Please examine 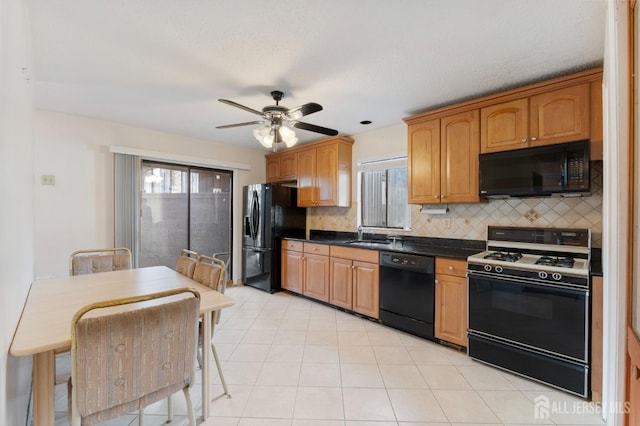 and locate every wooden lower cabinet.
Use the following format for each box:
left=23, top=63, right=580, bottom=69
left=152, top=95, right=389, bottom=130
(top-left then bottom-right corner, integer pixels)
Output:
left=435, top=258, right=468, bottom=347
left=352, top=261, right=379, bottom=319
left=281, top=241, right=380, bottom=320
left=304, top=253, right=330, bottom=302
left=329, top=246, right=379, bottom=319
left=281, top=249, right=304, bottom=294
left=329, top=257, right=353, bottom=310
